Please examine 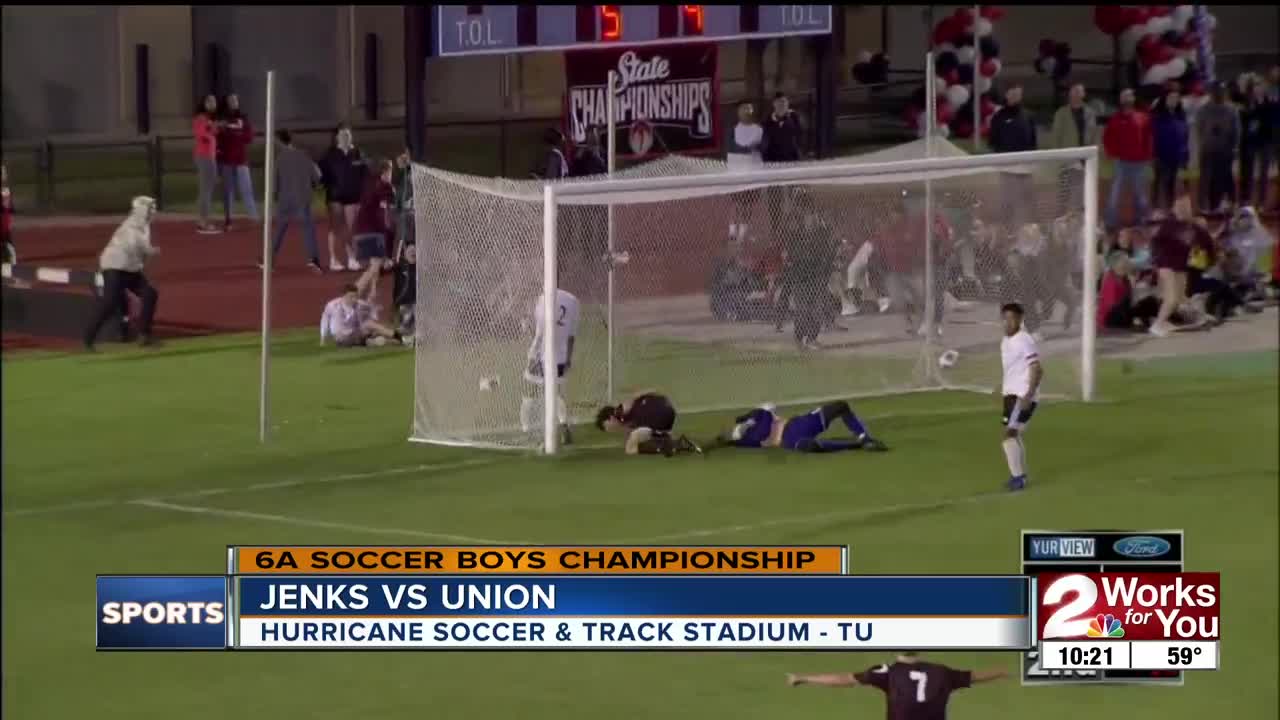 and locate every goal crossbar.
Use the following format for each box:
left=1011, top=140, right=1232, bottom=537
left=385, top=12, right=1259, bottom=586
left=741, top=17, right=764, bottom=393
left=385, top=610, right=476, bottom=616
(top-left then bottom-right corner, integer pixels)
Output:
left=548, top=147, right=1098, bottom=203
